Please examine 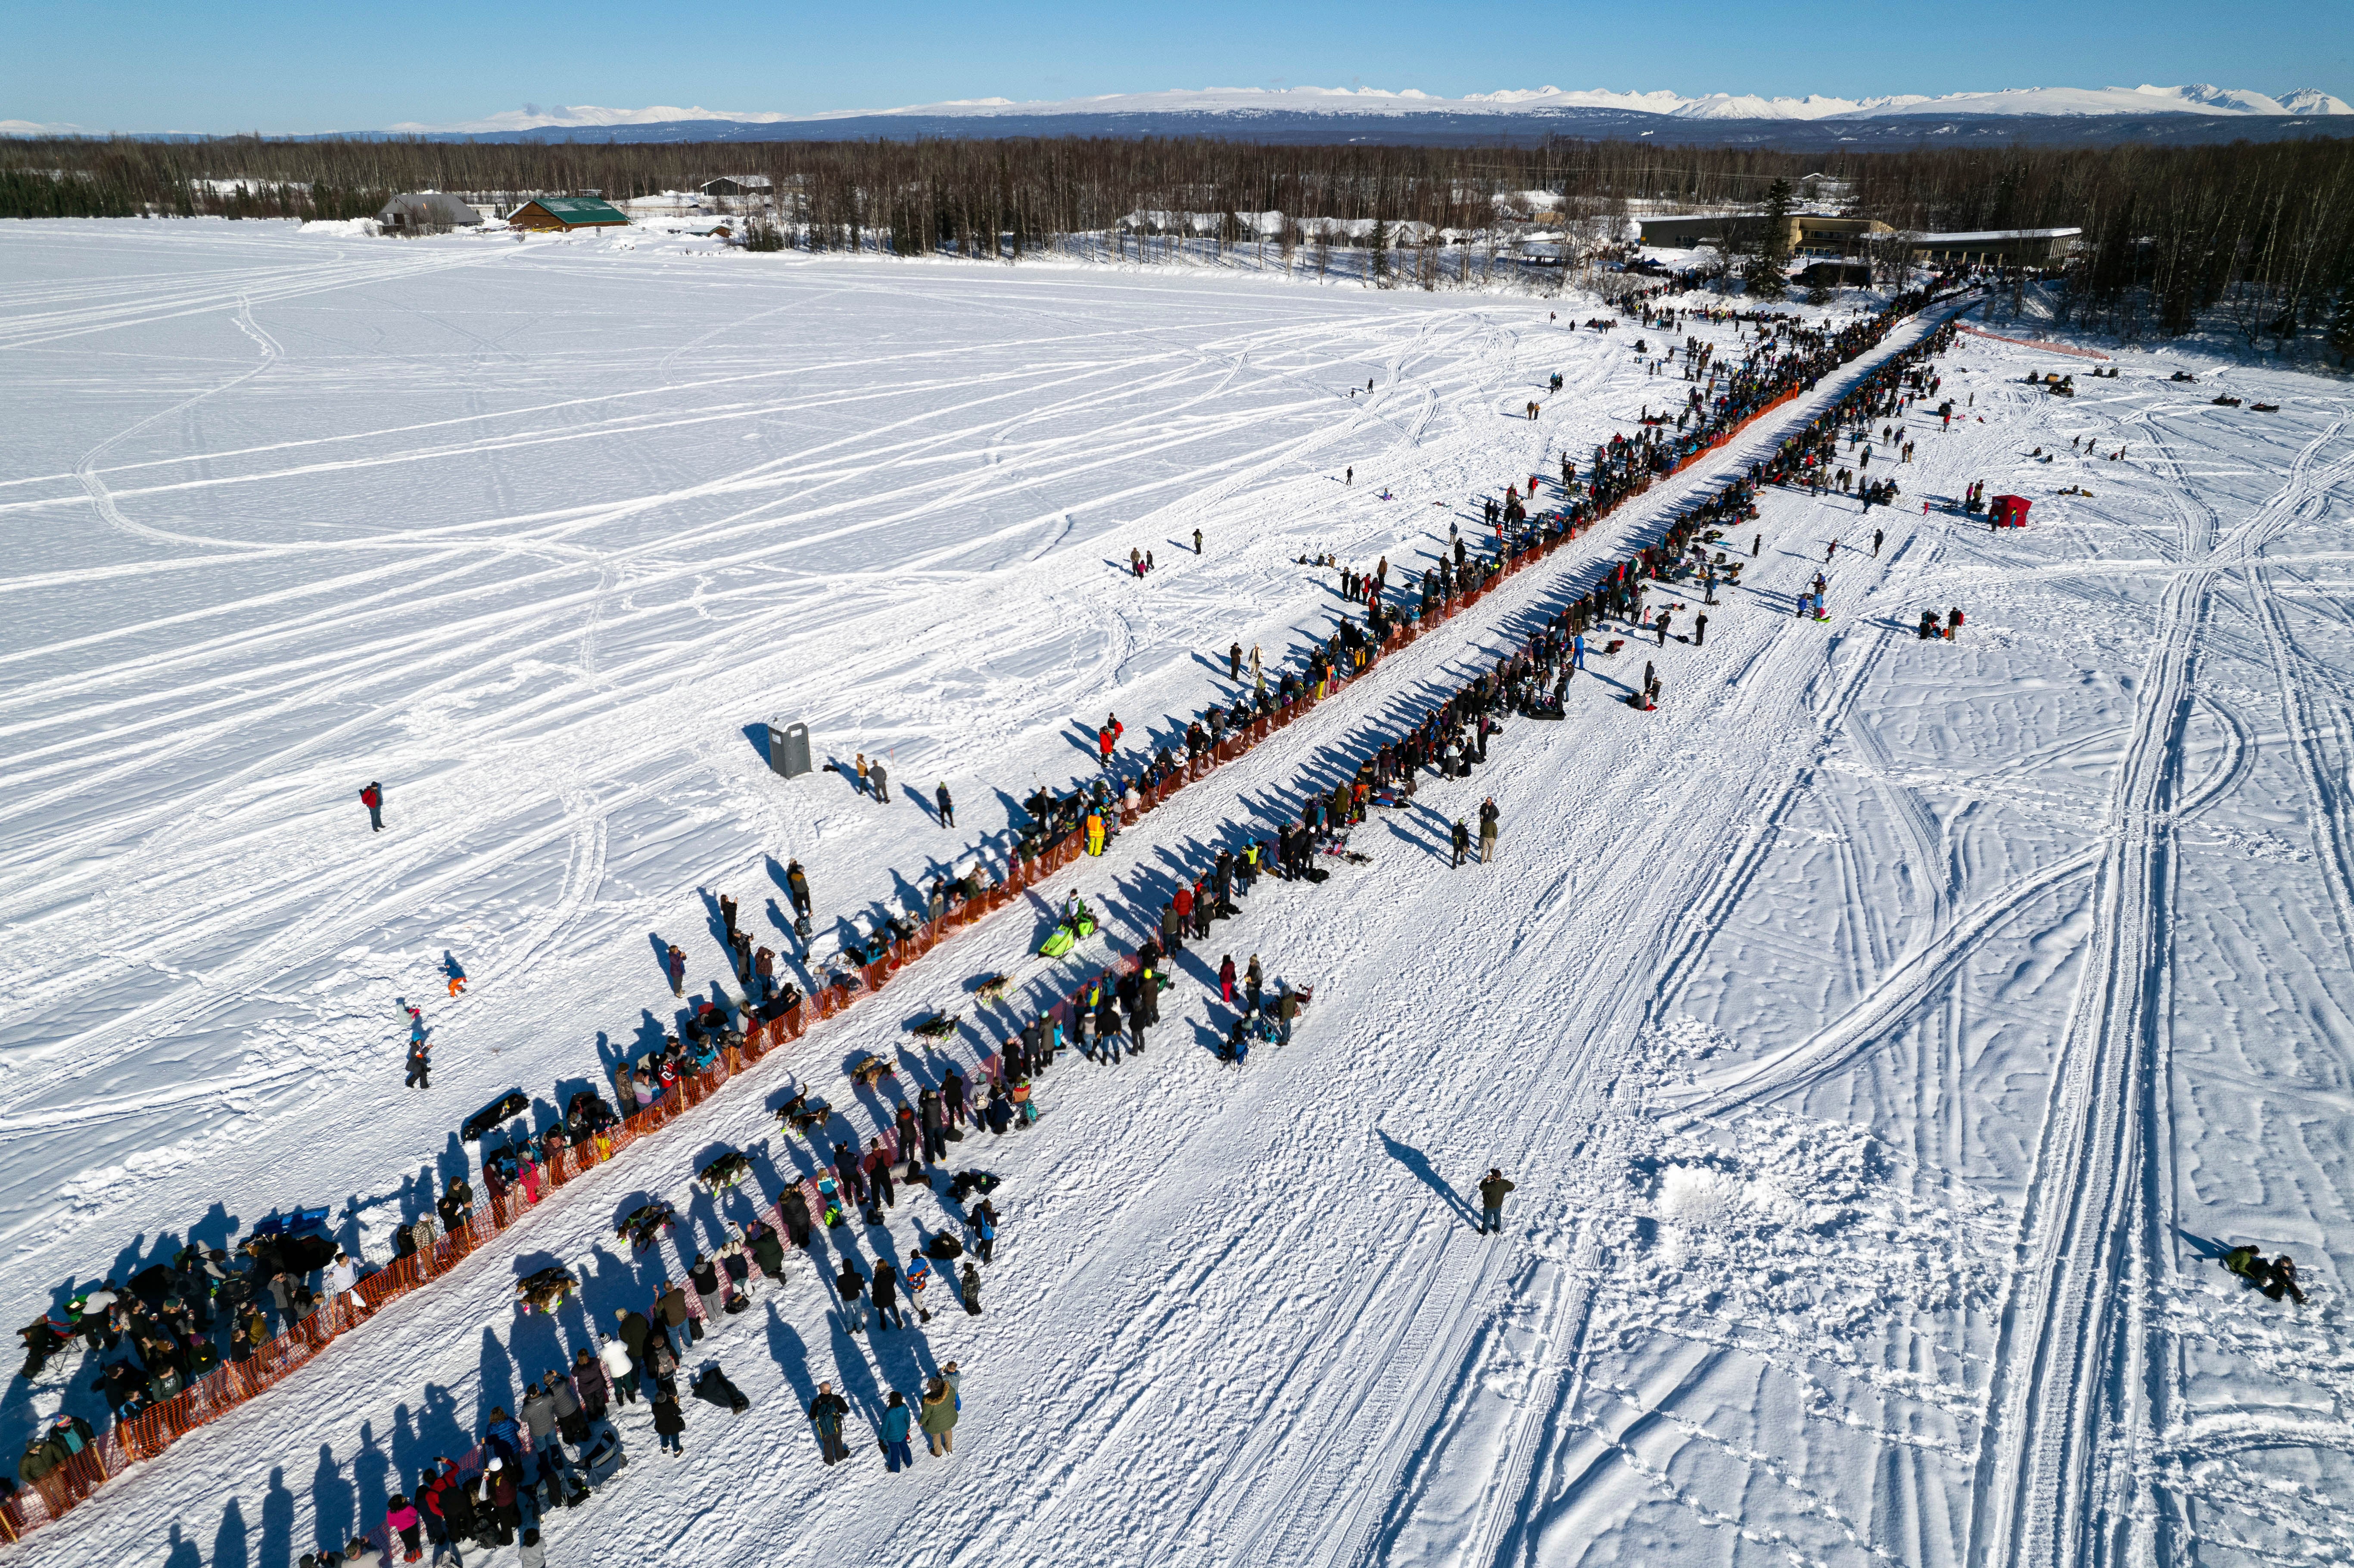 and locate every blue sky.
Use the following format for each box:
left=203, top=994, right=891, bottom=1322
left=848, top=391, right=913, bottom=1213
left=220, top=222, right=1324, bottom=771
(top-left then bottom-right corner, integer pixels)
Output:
left=5, top=0, right=2347, bottom=132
